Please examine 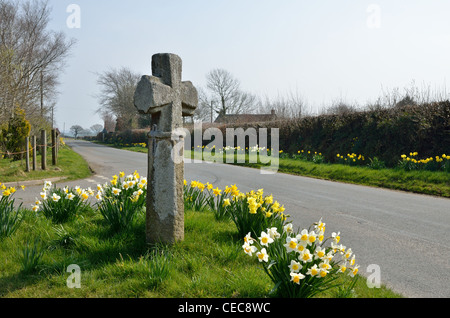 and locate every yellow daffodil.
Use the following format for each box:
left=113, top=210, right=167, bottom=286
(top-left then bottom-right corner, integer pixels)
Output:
left=223, top=198, right=231, bottom=207
left=213, top=187, right=221, bottom=196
